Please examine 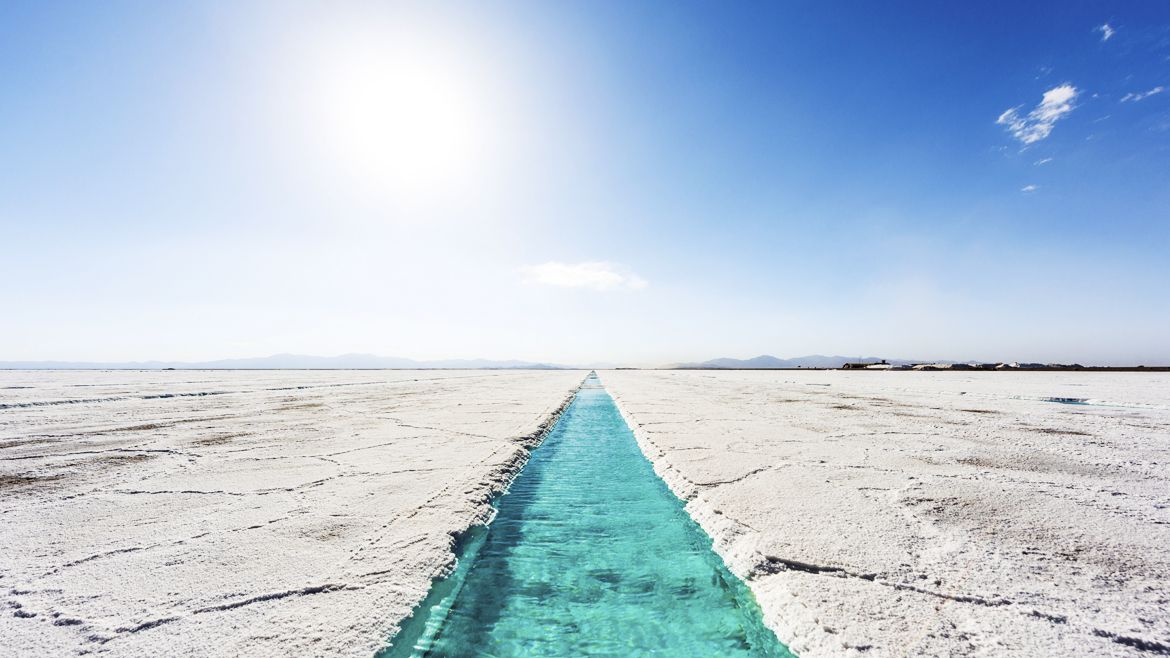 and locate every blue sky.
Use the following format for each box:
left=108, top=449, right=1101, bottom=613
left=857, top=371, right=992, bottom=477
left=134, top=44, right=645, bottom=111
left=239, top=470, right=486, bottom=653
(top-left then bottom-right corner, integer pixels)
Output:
left=2, top=1, right=1168, bottom=365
